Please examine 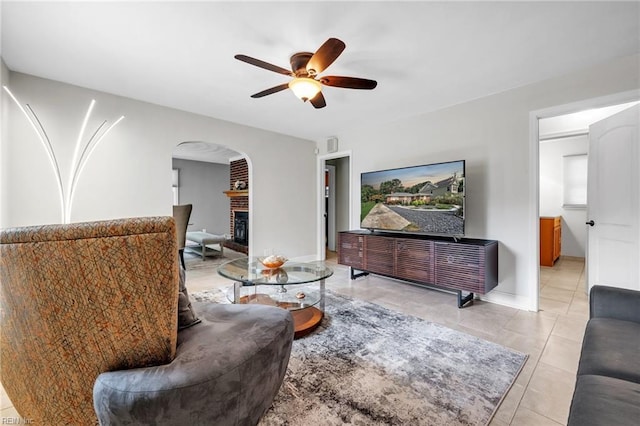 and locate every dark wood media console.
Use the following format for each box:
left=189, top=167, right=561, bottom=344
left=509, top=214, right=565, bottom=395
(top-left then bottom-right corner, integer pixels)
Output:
left=338, top=230, right=498, bottom=308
